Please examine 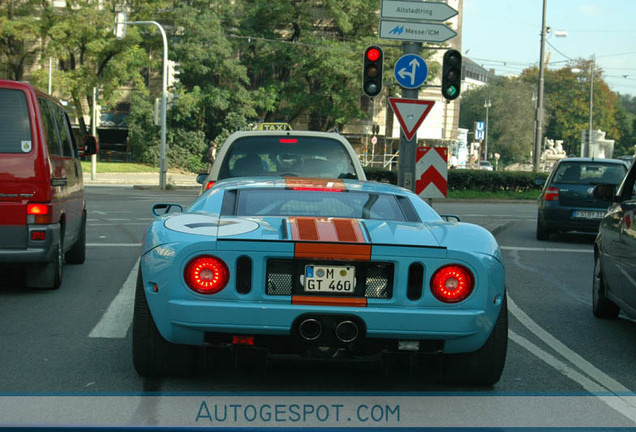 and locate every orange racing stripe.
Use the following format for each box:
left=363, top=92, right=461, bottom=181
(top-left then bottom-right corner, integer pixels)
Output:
left=284, top=178, right=347, bottom=190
